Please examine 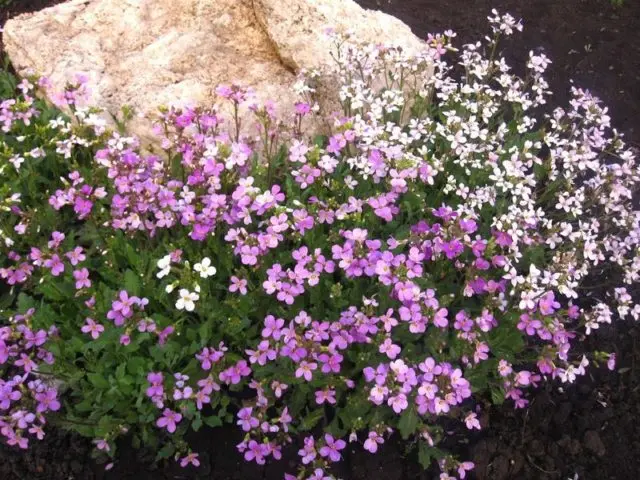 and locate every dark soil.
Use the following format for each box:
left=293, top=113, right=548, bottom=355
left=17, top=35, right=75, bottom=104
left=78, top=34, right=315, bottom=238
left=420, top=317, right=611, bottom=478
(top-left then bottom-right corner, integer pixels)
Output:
left=2, top=0, right=640, bottom=479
